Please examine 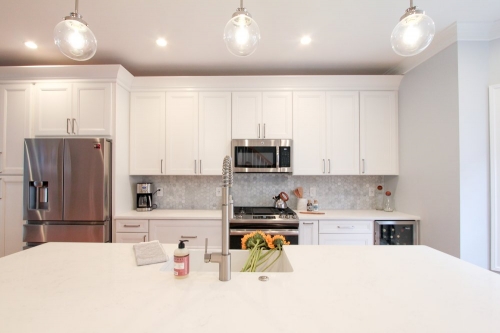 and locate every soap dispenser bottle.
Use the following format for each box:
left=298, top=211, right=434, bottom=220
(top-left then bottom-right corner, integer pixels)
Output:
left=174, top=240, right=189, bottom=279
